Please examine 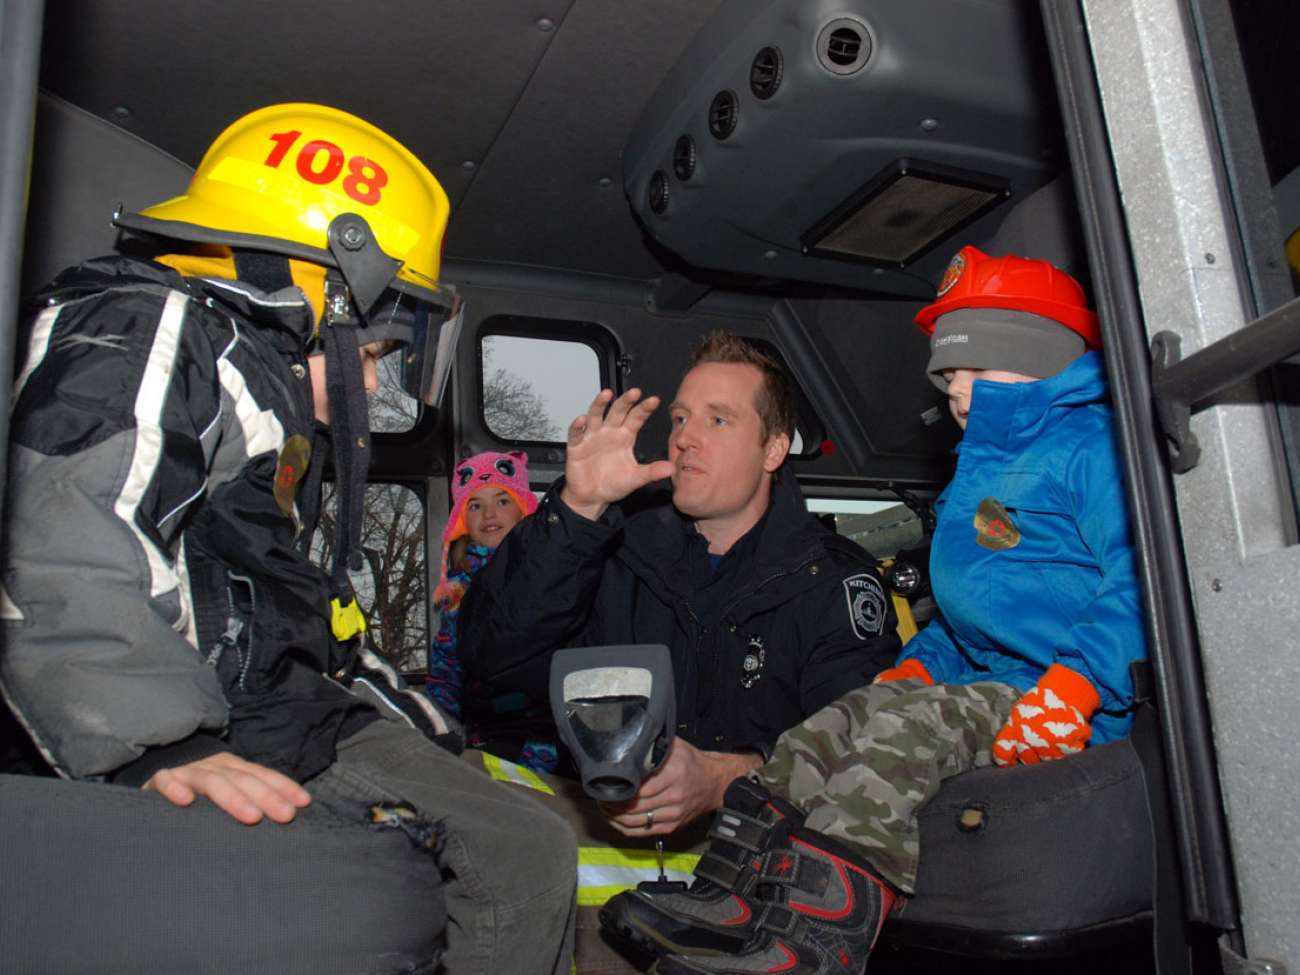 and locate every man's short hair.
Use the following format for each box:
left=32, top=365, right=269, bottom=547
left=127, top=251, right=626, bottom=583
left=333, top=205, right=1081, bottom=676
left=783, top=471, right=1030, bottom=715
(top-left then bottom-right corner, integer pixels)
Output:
left=688, top=331, right=797, bottom=442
